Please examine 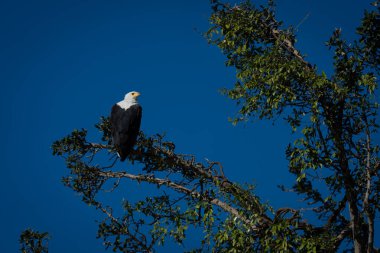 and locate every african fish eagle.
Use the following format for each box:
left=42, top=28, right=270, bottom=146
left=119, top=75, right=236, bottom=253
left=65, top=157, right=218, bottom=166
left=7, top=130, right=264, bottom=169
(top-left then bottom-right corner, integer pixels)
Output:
left=110, top=91, right=142, bottom=161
